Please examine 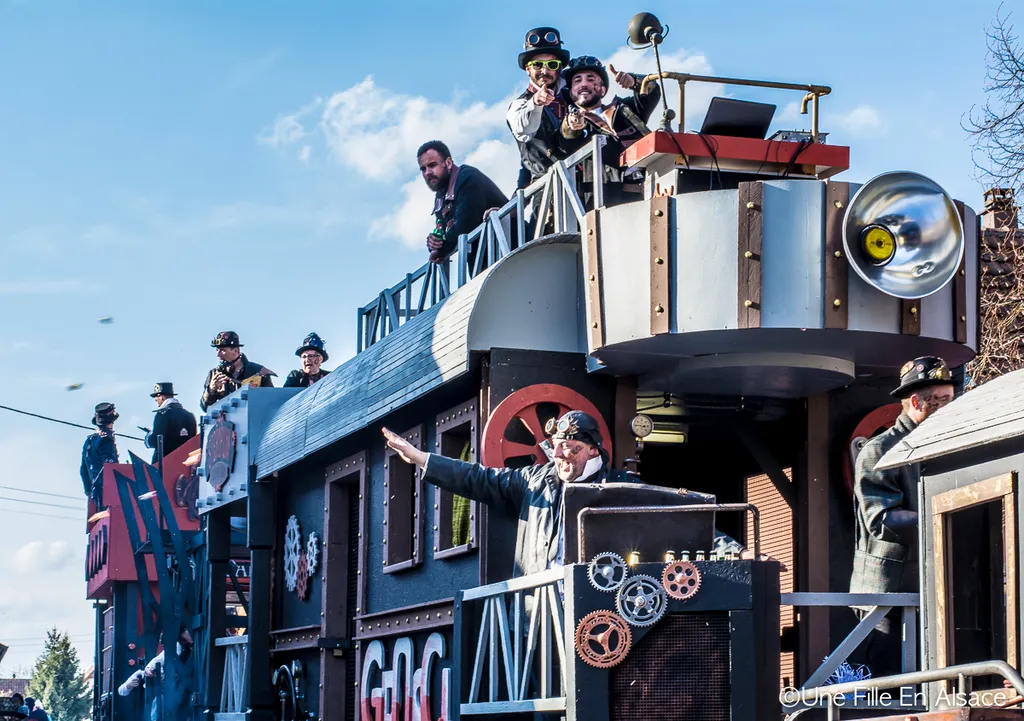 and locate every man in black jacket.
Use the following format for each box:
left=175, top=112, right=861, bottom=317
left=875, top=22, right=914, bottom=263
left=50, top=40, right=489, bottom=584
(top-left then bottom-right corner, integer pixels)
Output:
left=80, top=402, right=119, bottom=506
left=283, top=333, right=331, bottom=388
left=384, top=410, right=744, bottom=580
left=418, top=140, right=508, bottom=269
left=560, top=56, right=661, bottom=207
left=200, top=331, right=275, bottom=411
left=144, top=383, right=197, bottom=462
